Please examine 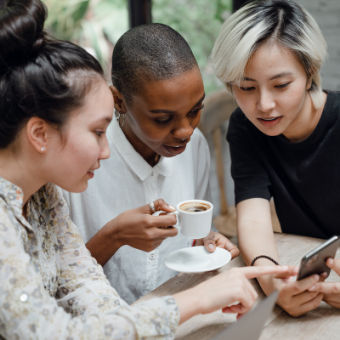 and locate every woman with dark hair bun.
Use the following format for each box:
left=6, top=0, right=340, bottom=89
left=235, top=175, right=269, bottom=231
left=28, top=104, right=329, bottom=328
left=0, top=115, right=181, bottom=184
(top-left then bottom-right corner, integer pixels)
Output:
left=0, top=0, right=293, bottom=338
